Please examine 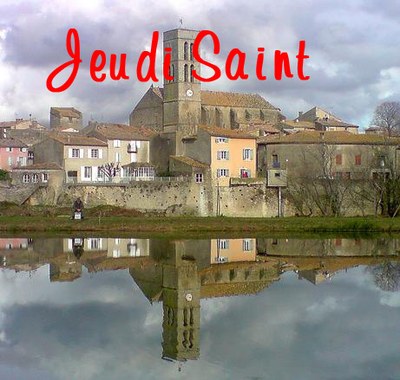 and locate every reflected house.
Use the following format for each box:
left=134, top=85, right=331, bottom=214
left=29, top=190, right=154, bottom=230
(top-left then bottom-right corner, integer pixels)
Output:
left=298, top=269, right=333, bottom=285
left=211, top=238, right=256, bottom=264
left=257, top=238, right=400, bottom=257
left=0, top=238, right=37, bottom=271
left=63, top=238, right=150, bottom=259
